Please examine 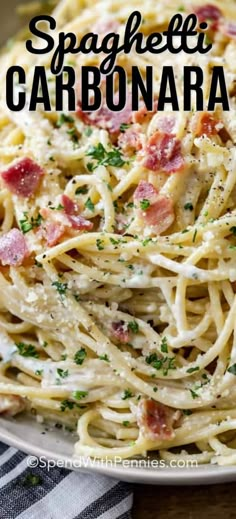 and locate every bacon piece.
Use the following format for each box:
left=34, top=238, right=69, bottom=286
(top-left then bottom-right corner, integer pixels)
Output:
left=134, top=180, right=175, bottom=234
left=0, top=395, right=26, bottom=416
left=153, top=114, right=177, bottom=134
left=39, top=222, right=65, bottom=247
left=137, top=399, right=181, bottom=441
left=61, top=194, right=78, bottom=215
left=112, top=321, right=130, bottom=343
left=134, top=180, right=158, bottom=203
left=77, top=93, right=133, bottom=135
left=118, top=126, right=142, bottom=155
left=0, top=229, right=29, bottom=267
left=193, top=4, right=222, bottom=22
left=195, top=112, right=220, bottom=137
left=221, top=22, right=236, bottom=38
left=1, top=158, right=43, bottom=198
left=39, top=196, right=93, bottom=246
left=132, top=99, right=158, bottom=124
left=61, top=195, right=93, bottom=231
left=143, top=132, right=184, bottom=174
